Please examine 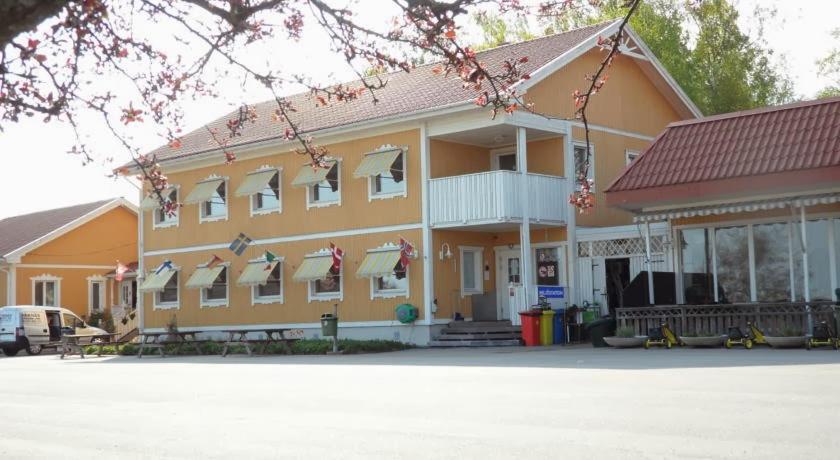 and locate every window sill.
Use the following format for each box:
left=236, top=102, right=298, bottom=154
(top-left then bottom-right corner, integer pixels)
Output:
left=200, top=301, right=228, bottom=308
left=306, top=200, right=340, bottom=210
left=460, top=290, right=483, bottom=298
left=251, top=207, right=282, bottom=217
left=153, top=303, right=179, bottom=310
left=253, top=297, right=284, bottom=306
left=199, top=214, right=228, bottom=224
left=372, top=292, right=408, bottom=300
left=153, top=221, right=179, bottom=230
left=369, top=191, right=407, bottom=201
left=308, top=294, right=341, bottom=303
